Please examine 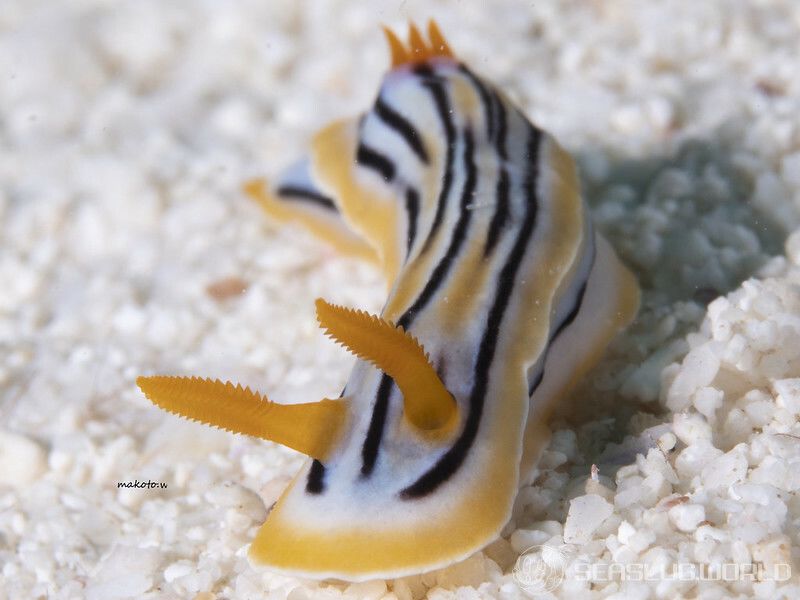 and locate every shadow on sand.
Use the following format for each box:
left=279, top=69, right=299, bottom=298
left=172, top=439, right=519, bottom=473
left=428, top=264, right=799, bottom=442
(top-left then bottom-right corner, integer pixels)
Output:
left=552, top=128, right=790, bottom=469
